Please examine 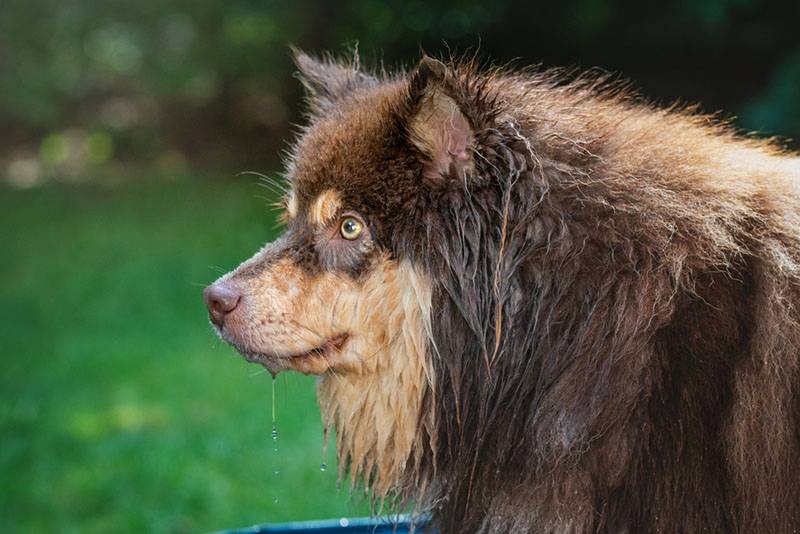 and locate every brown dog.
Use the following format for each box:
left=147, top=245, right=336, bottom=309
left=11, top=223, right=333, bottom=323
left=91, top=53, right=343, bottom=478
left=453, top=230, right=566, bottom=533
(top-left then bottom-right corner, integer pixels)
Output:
left=205, top=50, right=800, bottom=533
